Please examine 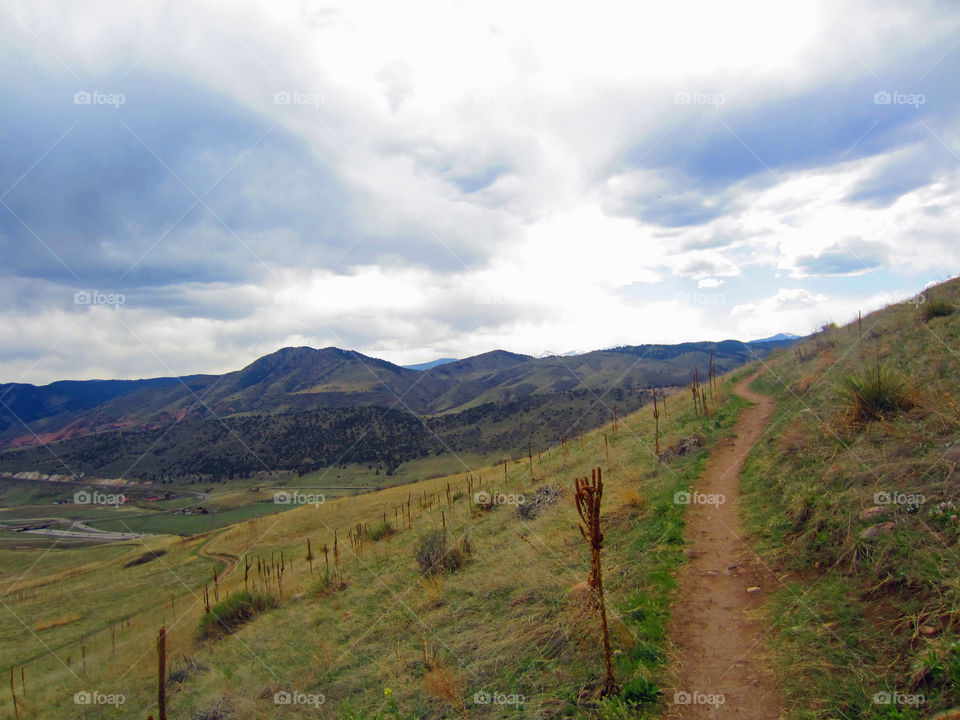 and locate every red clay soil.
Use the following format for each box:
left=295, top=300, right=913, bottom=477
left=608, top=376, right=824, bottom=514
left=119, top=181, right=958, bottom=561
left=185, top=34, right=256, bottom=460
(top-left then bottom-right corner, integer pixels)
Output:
left=666, top=372, right=784, bottom=719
